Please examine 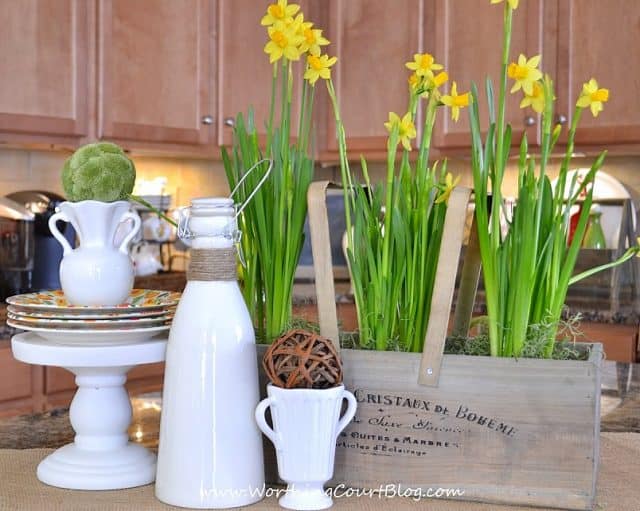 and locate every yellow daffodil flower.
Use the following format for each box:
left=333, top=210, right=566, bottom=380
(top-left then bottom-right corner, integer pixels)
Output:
left=299, top=26, right=329, bottom=56
left=408, top=73, right=421, bottom=90
left=441, top=82, right=470, bottom=122
left=429, top=71, right=449, bottom=89
left=508, top=54, right=543, bottom=96
left=304, top=54, right=337, bottom=85
left=405, top=53, right=443, bottom=79
left=261, top=0, right=300, bottom=26
left=519, top=81, right=545, bottom=114
left=490, top=0, right=519, bottom=10
left=264, top=24, right=304, bottom=63
left=384, top=112, right=417, bottom=151
left=435, top=173, right=461, bottom=204
left=576, top=78, right=610, bottom=117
